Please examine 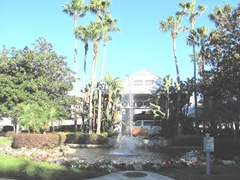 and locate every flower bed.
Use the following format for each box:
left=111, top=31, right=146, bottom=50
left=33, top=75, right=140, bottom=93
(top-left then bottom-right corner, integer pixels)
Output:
left=0, top=141, right=208, bottom=173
